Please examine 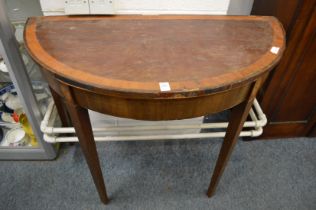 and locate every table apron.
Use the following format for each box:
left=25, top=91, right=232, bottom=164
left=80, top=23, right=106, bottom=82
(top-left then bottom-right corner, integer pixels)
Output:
left=43, top=74, right=253, bottom=120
